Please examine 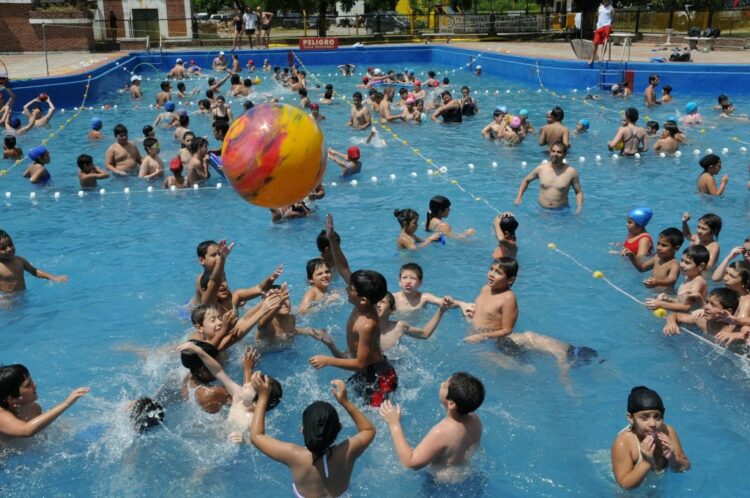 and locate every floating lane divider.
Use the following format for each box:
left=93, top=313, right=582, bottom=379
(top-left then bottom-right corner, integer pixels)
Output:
left=0, top=74, right=93, bottom=179
left=293, top=51, right=750, bottom=365
left=4, top=183, right=224, bottom=204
